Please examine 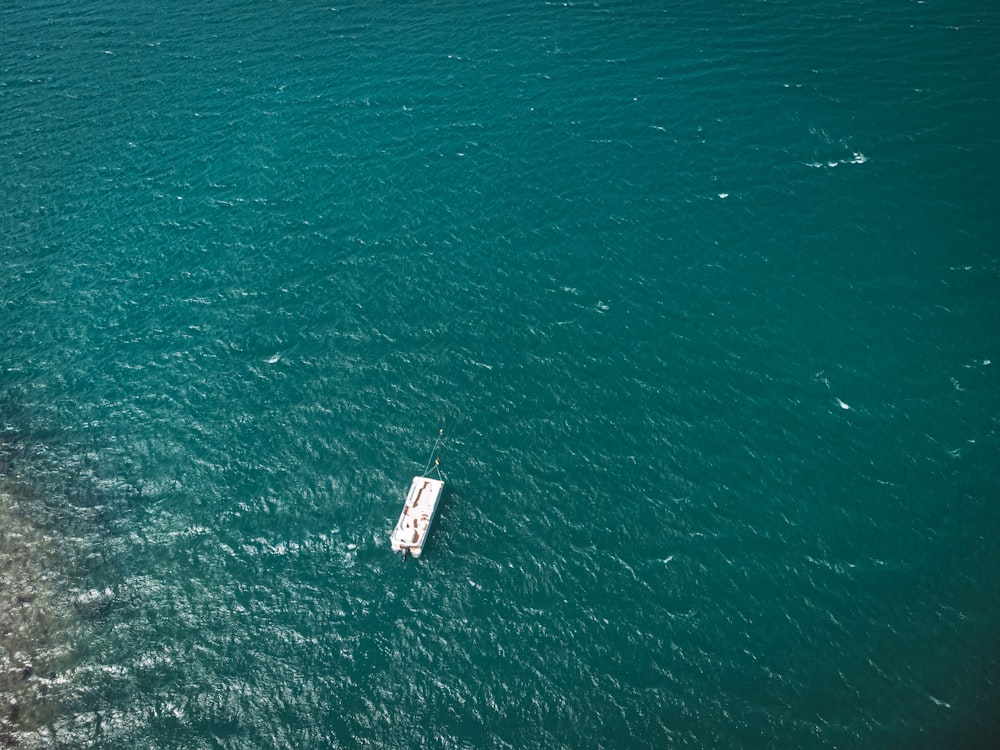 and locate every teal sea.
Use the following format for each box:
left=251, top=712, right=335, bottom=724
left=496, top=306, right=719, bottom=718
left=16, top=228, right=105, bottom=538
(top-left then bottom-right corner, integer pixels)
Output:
left=2, top=1, right=999, bottom=747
